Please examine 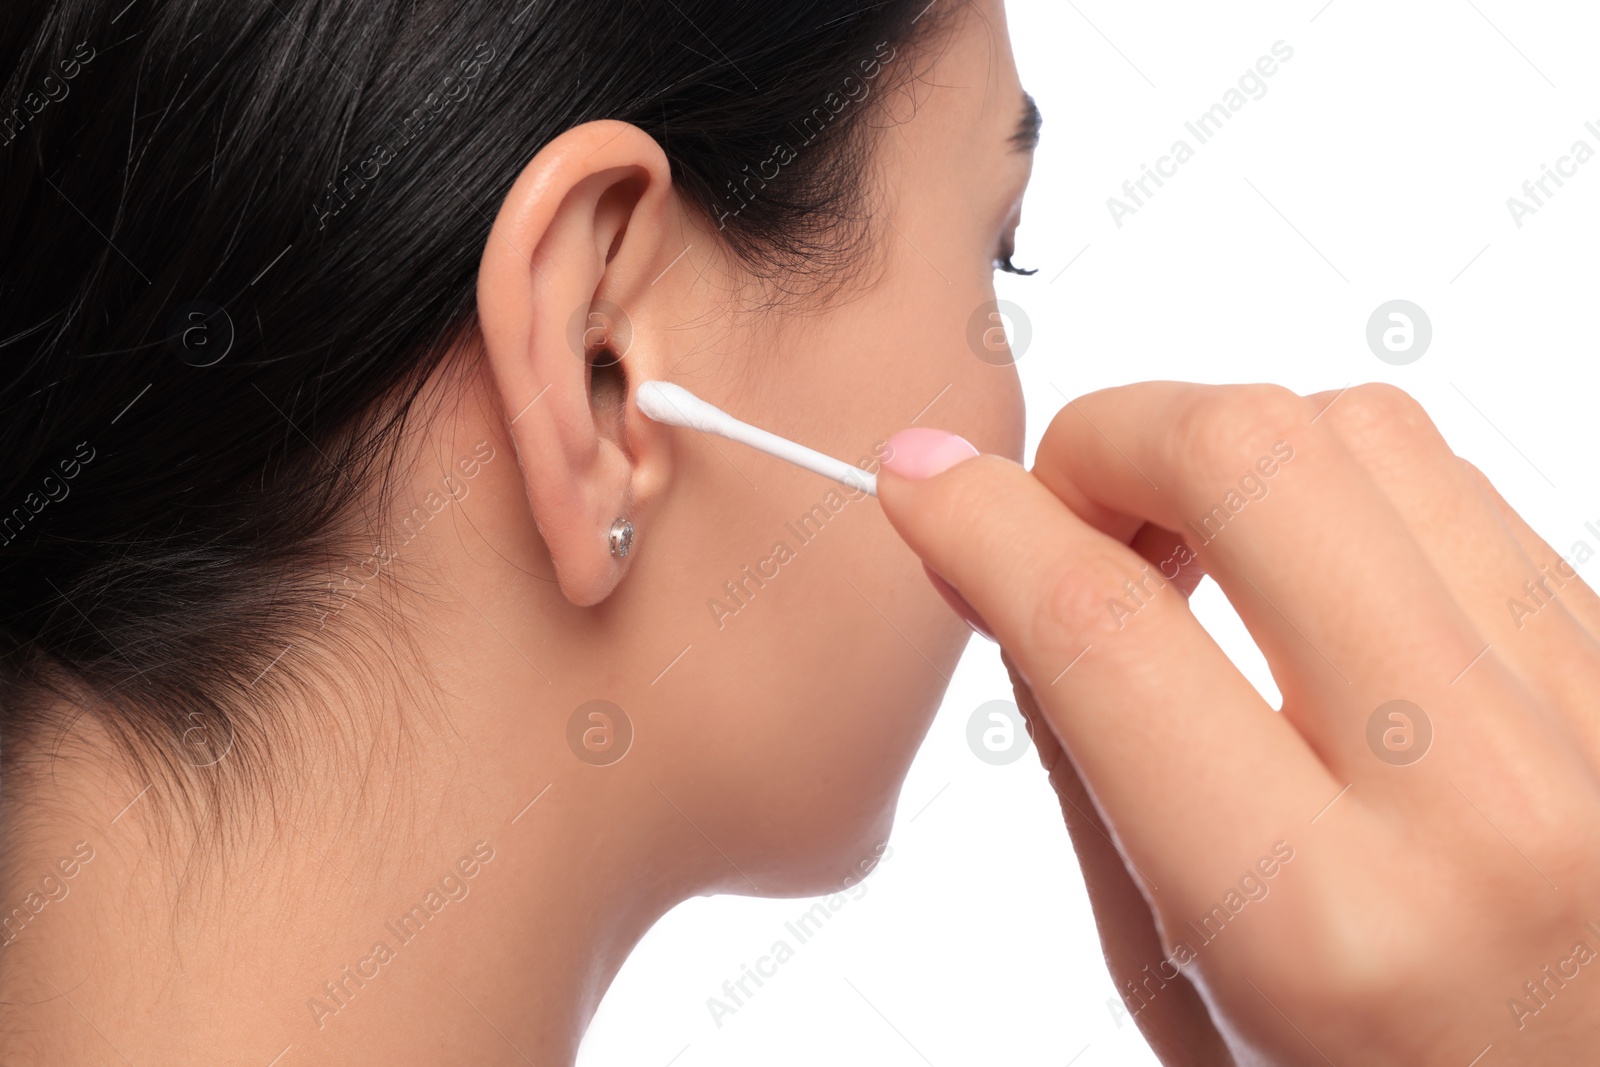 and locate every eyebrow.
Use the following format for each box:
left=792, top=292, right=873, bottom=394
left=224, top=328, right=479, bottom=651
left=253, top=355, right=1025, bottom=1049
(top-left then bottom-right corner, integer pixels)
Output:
left=1010, top=91, right=1042, bottom=153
